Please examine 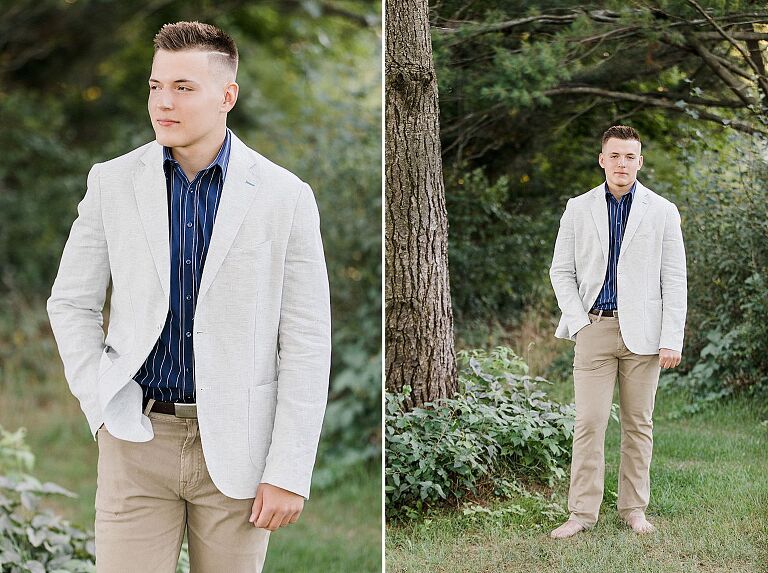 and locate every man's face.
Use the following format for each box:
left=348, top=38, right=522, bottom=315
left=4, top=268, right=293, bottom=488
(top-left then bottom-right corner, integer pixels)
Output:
left=599, top=137, right=643, bottom=190
left=148, top=49, right=236, bottom=149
